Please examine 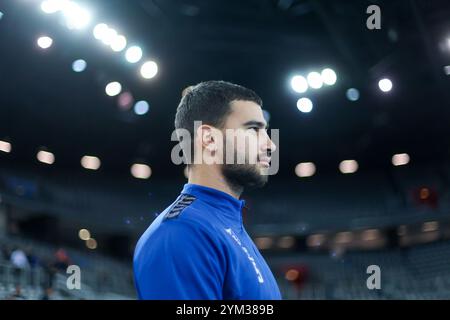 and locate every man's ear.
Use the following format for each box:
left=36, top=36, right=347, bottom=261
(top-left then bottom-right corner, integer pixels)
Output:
left=196, top=125, right=217, bottom=152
